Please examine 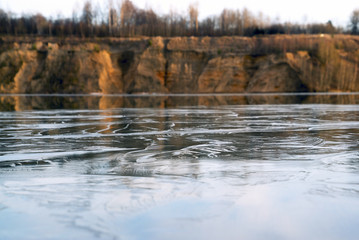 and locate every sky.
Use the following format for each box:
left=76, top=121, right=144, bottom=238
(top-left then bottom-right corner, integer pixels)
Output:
left=1, top=0, right=358, bottom=27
